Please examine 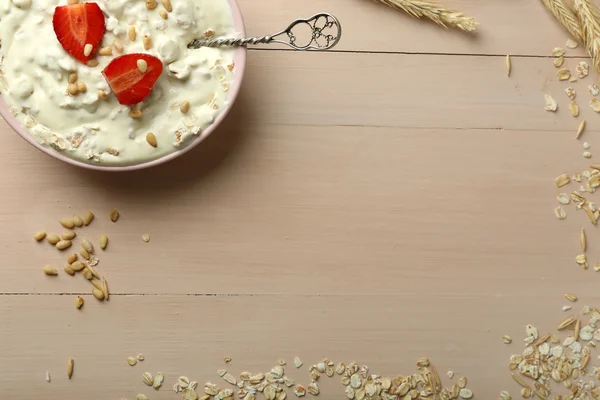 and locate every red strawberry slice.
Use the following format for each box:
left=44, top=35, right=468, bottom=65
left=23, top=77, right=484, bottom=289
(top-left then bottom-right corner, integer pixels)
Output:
left=53, top=3, right=106, bottom=63
left=102, top=54, right=163, bottom=105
